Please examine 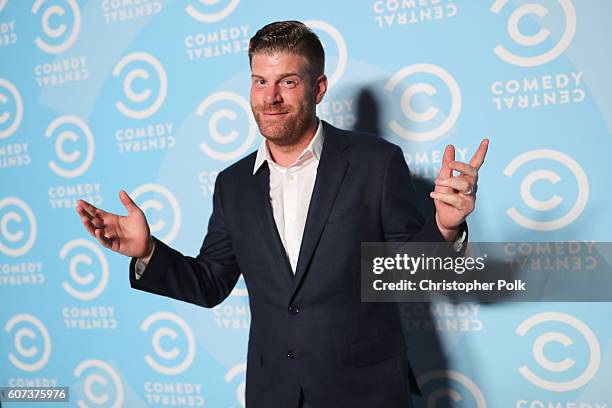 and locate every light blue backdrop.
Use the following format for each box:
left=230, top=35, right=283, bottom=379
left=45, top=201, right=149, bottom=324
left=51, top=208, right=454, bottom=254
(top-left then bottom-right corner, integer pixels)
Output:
left=1, top=0, right=611, bottom=406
